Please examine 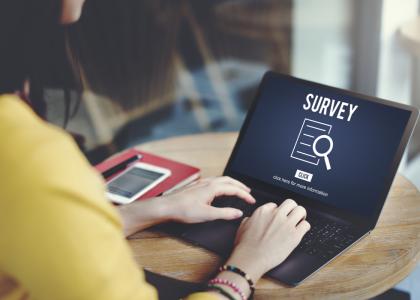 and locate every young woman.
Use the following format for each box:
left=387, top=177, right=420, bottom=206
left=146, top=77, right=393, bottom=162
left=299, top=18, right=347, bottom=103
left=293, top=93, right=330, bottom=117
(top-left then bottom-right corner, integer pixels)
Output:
left=0, top=1, right=310, bottom=299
